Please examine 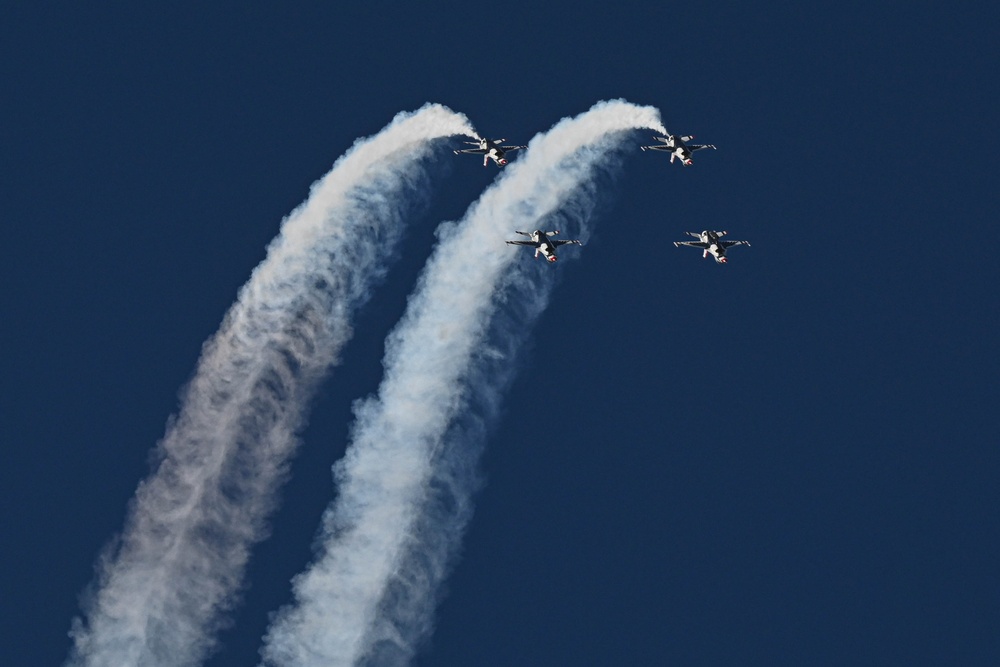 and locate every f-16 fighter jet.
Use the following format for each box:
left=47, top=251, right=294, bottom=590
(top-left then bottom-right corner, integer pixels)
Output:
left=674, top=230, right=750, bottom=264
left=454, top=137, right=528, bottom=167
left=640, top=133, right=716, bottom=166
left=506, top=230, right=582, bottom=263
